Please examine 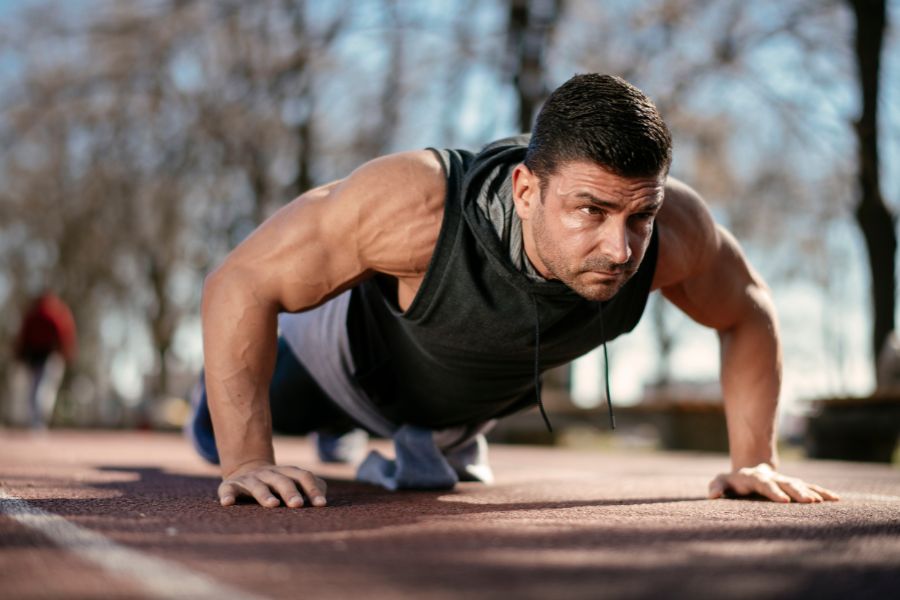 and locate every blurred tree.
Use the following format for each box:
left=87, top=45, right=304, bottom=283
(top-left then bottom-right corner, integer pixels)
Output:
left=354, top=0, right=404, bottom=157
left=0, top=5, right=139, bottom=414
left=0, top=0, right=478, bottom=417
left=507, top=0, right=562, bottom=132
left=847, top=0, right=897, bottom=368
left=0, top=0, right=895, bottom=424
left=0, top=0, right=353, bottom=415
